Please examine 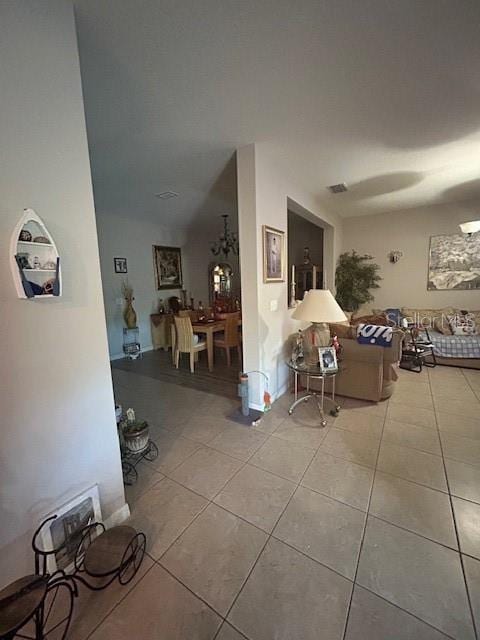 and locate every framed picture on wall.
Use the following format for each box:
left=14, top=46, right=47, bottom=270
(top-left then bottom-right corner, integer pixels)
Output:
left=428, top=233, right=480, bottom=290
left=263, top=225, right=285, bottom=283
left=153, top=245, right=183, bottom=290
left=114, top=257, right=128, bottom=273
